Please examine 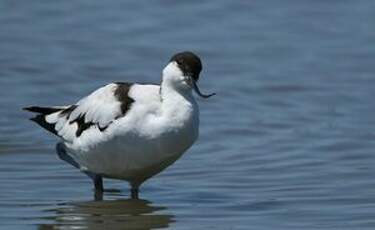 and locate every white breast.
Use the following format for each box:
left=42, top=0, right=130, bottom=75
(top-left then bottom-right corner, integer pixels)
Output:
left=66, top=83, right=199, bottom=181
